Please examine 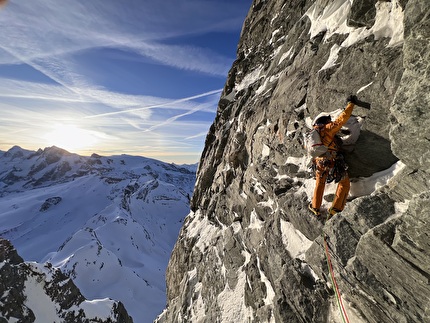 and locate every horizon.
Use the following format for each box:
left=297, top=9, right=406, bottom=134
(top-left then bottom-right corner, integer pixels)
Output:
left=1, top=144, right=200, bottom=165
left=0, top=0, right=252, bottom=164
